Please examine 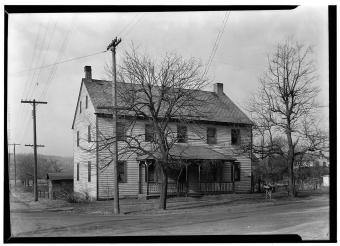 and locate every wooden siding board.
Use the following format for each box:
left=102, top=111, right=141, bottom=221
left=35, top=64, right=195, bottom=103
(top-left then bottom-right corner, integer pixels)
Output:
left=73, top=84, right=97, bottom=199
